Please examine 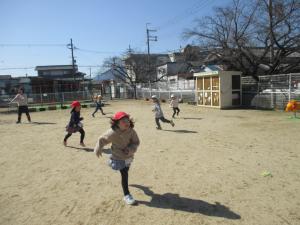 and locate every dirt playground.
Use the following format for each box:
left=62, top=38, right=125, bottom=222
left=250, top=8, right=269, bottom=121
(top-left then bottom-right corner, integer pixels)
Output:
left=0, top=100, right=299, bottom=225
